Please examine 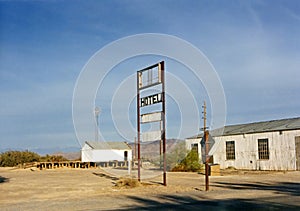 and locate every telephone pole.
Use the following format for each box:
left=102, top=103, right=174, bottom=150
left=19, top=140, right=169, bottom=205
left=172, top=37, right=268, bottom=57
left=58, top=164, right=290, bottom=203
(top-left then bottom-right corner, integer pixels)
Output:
left=95, top=107, right=100, bottom=142
left=203, top=101, right=207, bottom=132
left=202, top=101, right=209, bottom=191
